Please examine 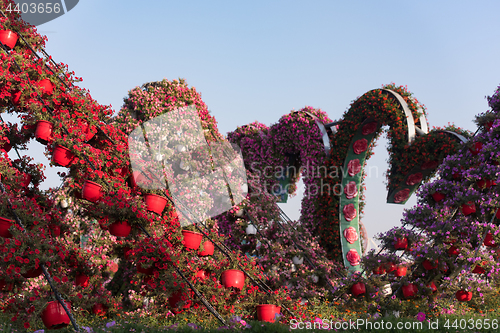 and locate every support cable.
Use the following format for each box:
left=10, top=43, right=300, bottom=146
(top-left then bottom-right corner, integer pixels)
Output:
left=0, top=179, right=79, bottom=332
